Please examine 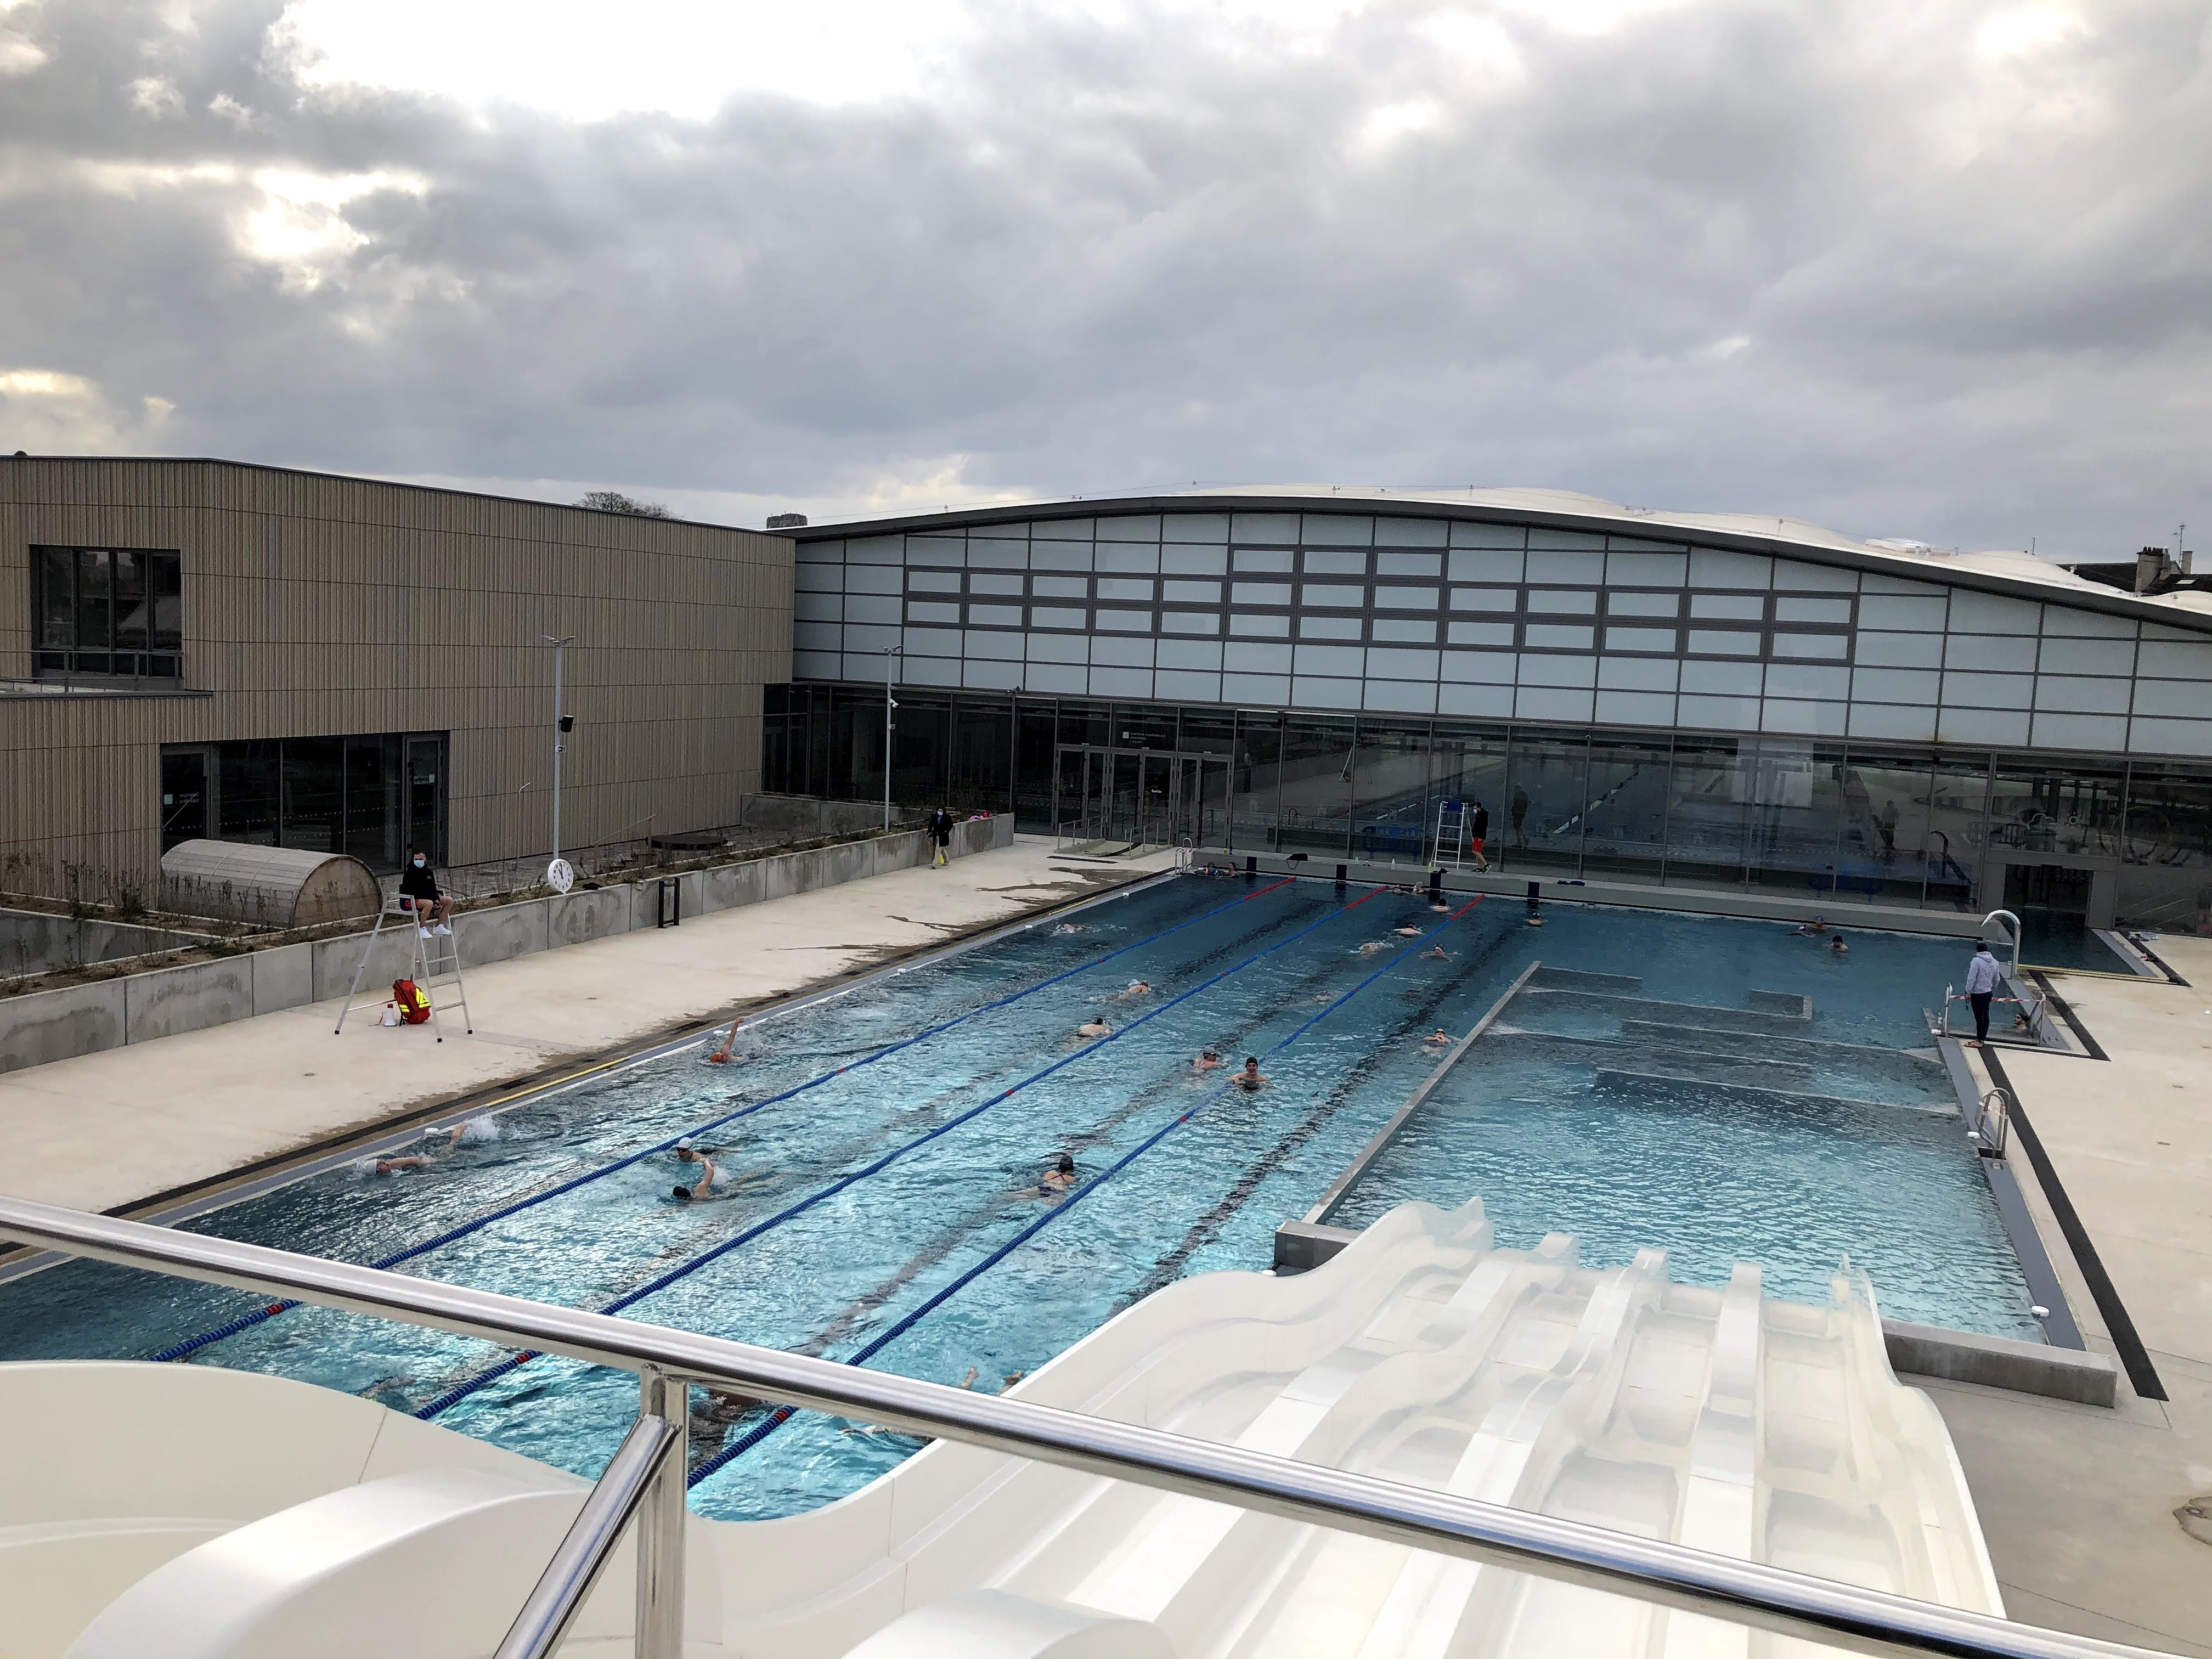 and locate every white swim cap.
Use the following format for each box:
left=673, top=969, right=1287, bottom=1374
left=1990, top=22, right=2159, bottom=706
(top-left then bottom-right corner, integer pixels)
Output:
left=675, top=1137, right=693, bottom=1152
